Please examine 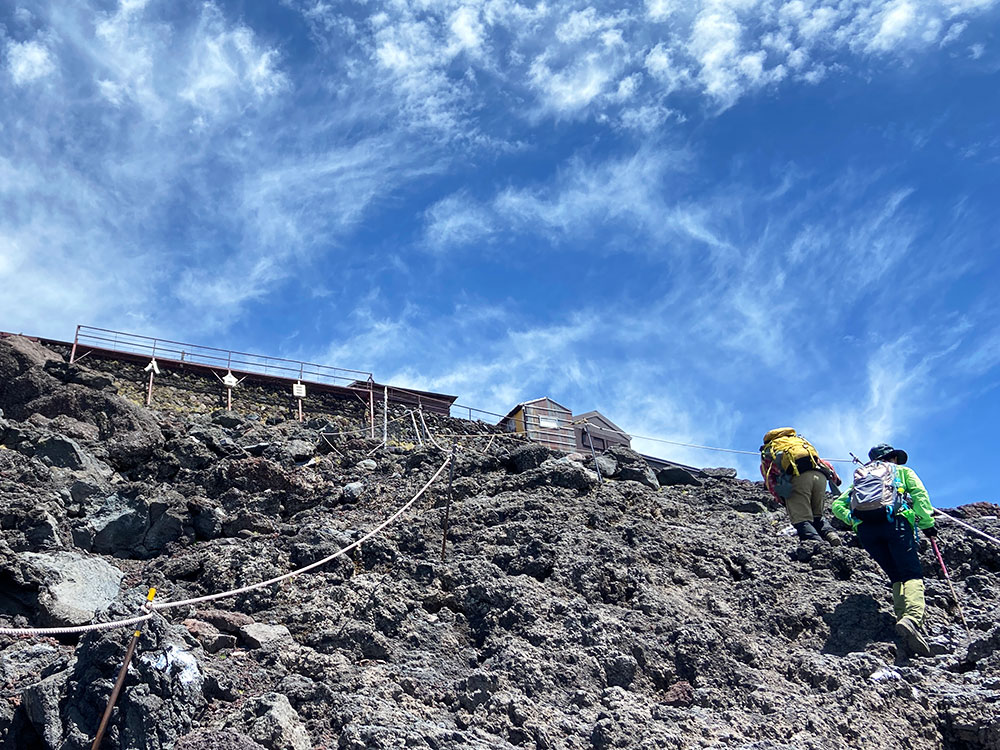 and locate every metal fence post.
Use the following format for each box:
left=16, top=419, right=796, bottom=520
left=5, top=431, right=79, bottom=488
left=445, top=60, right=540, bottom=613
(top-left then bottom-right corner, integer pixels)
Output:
left=69, top=325, right=80, bottom=364
left=91, top=589, right=156, bottom=750
left=584, top=426, right=603, bottom=484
